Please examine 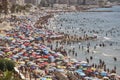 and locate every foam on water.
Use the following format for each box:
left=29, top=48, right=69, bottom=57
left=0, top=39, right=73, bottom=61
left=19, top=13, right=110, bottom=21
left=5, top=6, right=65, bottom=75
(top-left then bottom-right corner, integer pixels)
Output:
left=102, top=53, right=113, bottom=57
left=103, top=37, right=111, bottom=40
